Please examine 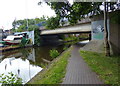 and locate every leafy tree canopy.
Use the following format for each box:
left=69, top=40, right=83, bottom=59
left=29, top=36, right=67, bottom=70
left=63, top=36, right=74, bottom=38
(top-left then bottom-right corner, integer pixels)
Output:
left=12, top=16, right=46, bottom=32
left=46, top=16, right=60, bottom=29
left=40, top=1, right=118, bottom=25
left=42, top=1, right=94, bottom=25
